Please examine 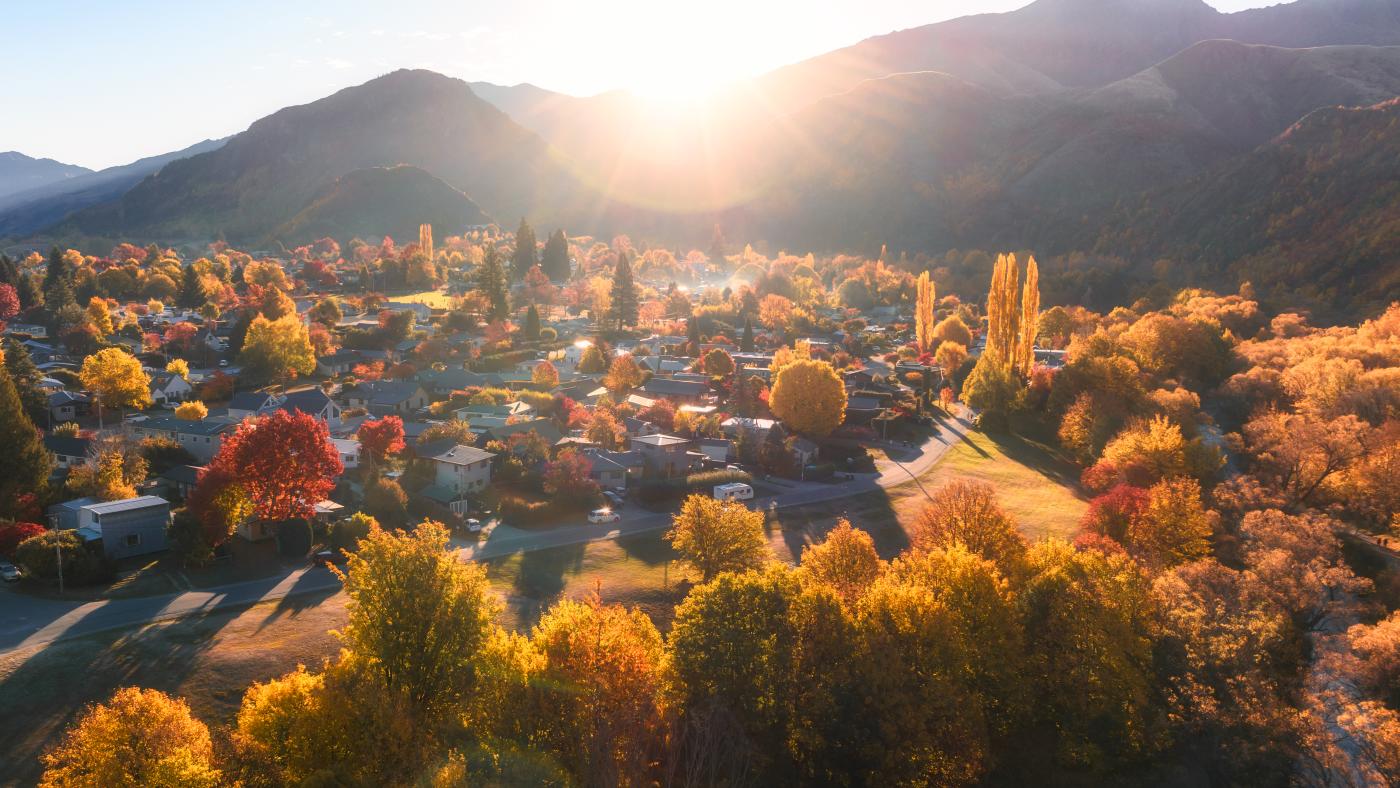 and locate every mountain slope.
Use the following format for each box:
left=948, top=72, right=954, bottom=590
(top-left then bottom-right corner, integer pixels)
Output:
left=0, top=138, right=227, bottom=237
left=0, top=153, right=90, bottom=200
left=273, top=165, right=491, bottom=245
left=58, top=70, right=598, bottom=242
